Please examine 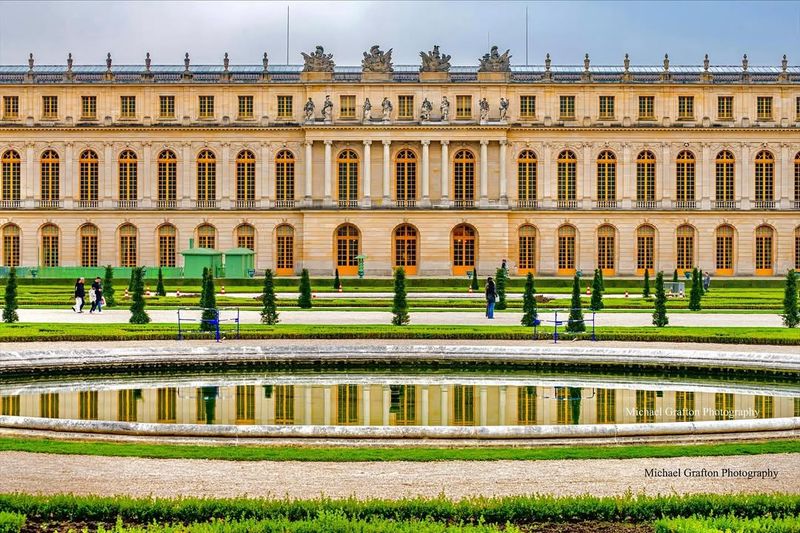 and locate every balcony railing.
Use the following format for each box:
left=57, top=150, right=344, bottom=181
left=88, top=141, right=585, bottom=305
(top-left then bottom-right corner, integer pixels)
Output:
left=338, top=199, right=359, bottom=208
left=35, top=199, right=63, bottom=209
left=234, top=199, right=257, bottom=209
left=794, top=200, right=800, bottom=210
left=156, top=199, right=177, bottom=209
left=556, top=199, right=579, bottom=209
left=195, top=199, right=218, bottom=208
left=516, top=199, right=540, bottom=209
left=635, top=200, right=660, bottom=209
left=753, top=199, right=776, bottom=210
left=712, top=200, right=739, bottom=210
left=274, top=199, right=295, bottom=208
left=594, top=200, right=618, bottom=209
left=77, top=200, right=98, bottom=208
left=395, top=199, right=416, bottom=208
left=115, top=199, right=138, bottom=209
left=0, top=199, right=21, bottom=209
left=674, top=200, right=697, bottom=210
left=452, top=199, right=475, bottom=208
